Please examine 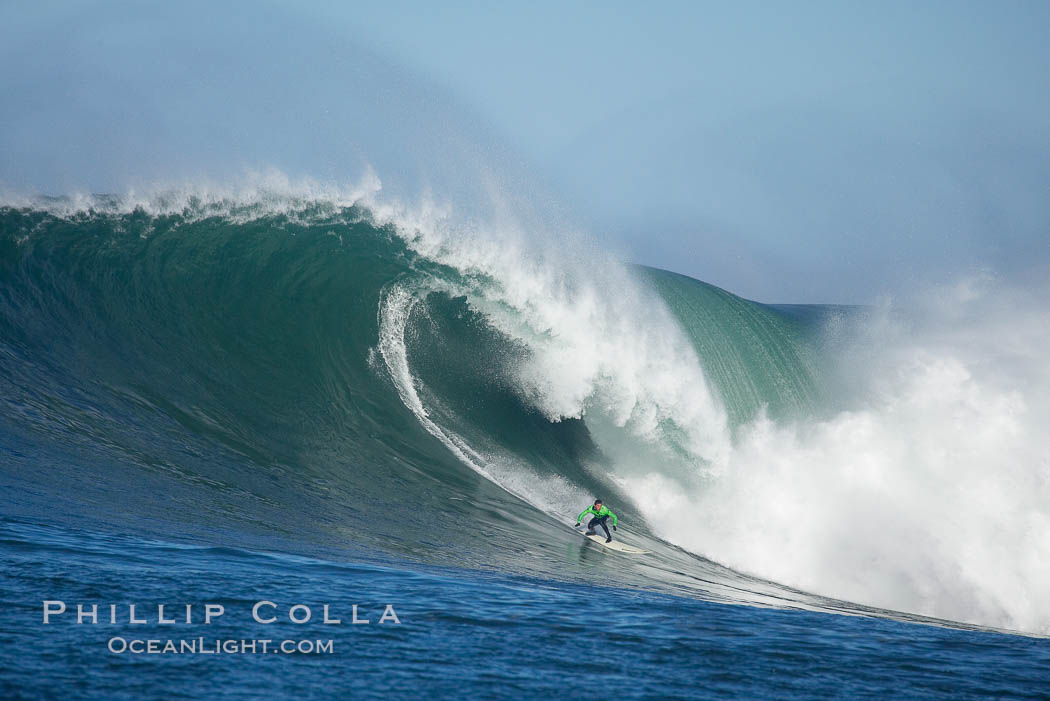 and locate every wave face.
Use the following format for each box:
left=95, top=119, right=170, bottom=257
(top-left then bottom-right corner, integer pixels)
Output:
left=1, top=188, right=1048, bottom=635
